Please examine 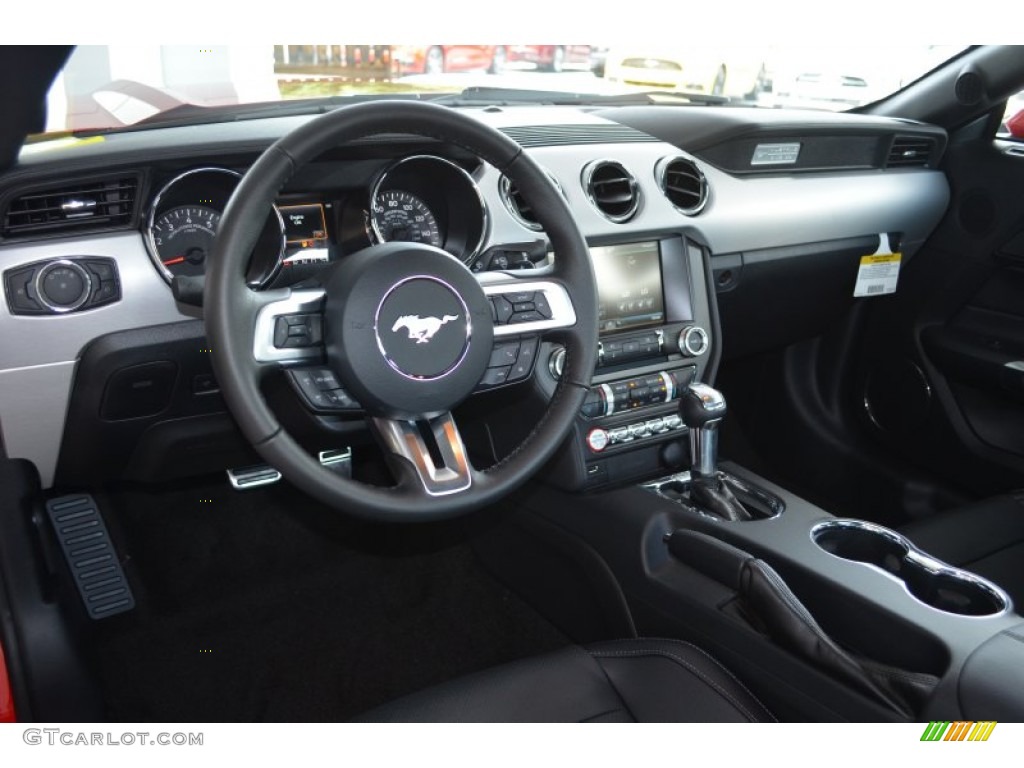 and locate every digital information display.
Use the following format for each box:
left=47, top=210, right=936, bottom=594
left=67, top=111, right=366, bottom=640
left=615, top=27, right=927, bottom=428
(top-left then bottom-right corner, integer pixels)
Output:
left=280, top=203, right=329, bottom=265
left=591, top=241, right=665, bottom=332
left=280, top=203, right=328, bottom=245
